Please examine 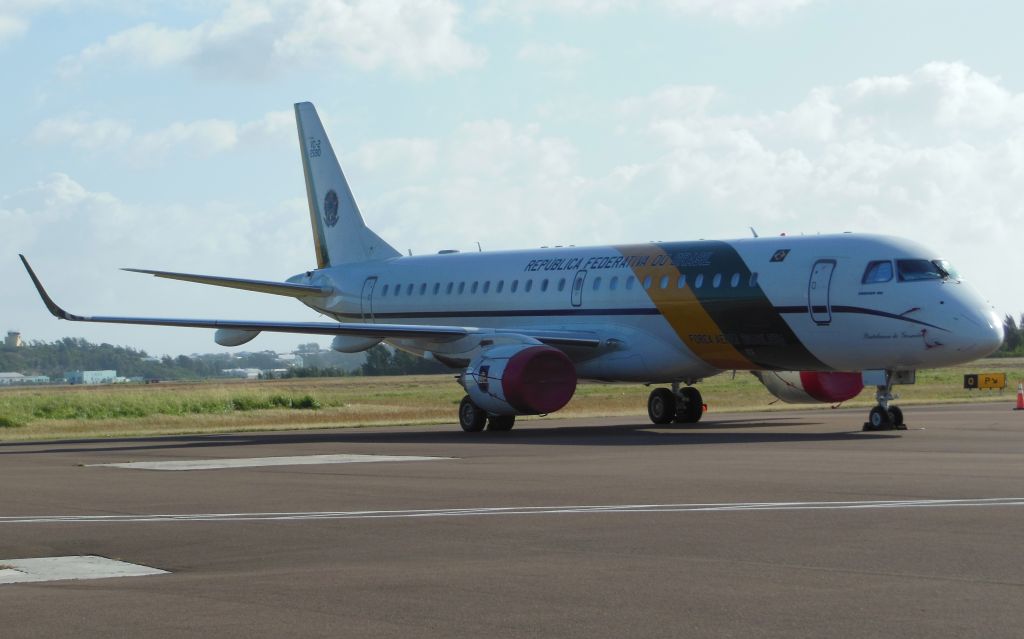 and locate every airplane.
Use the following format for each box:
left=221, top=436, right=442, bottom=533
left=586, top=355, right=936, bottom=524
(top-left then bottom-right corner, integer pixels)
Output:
left=20, top=102, right=1005, bottom=433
